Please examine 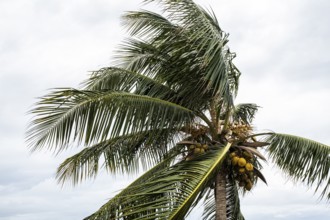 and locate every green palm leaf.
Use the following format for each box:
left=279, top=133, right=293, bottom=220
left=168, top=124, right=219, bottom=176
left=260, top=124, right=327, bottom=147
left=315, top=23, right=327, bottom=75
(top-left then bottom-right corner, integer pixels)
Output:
left=267, top=133, right=330, bottom=200
left=56, top=129, right=180, bottom=185
left=233, top=103, right=259, bottom=124
left=84, top=143, right=231, bottom=220
left=84, top=152, right=175, bottom=220
left=121, top=1, right=238, bottom=109
left=226, top=176, right=245, bottom=220
left=122, top=9, right=177, bottom=40
left=202, top=175, right=245, bottom=220
left=116, top=38, right=170, bottom=74
left=146, top=0, right=236, bottom=93
left=202, top=189, right=216, bottom=220
left=27, top=89, right=194, bottom=153
left=83, top=67, right=178, bottom=101
left=115, top=37, right=216, bottom=110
